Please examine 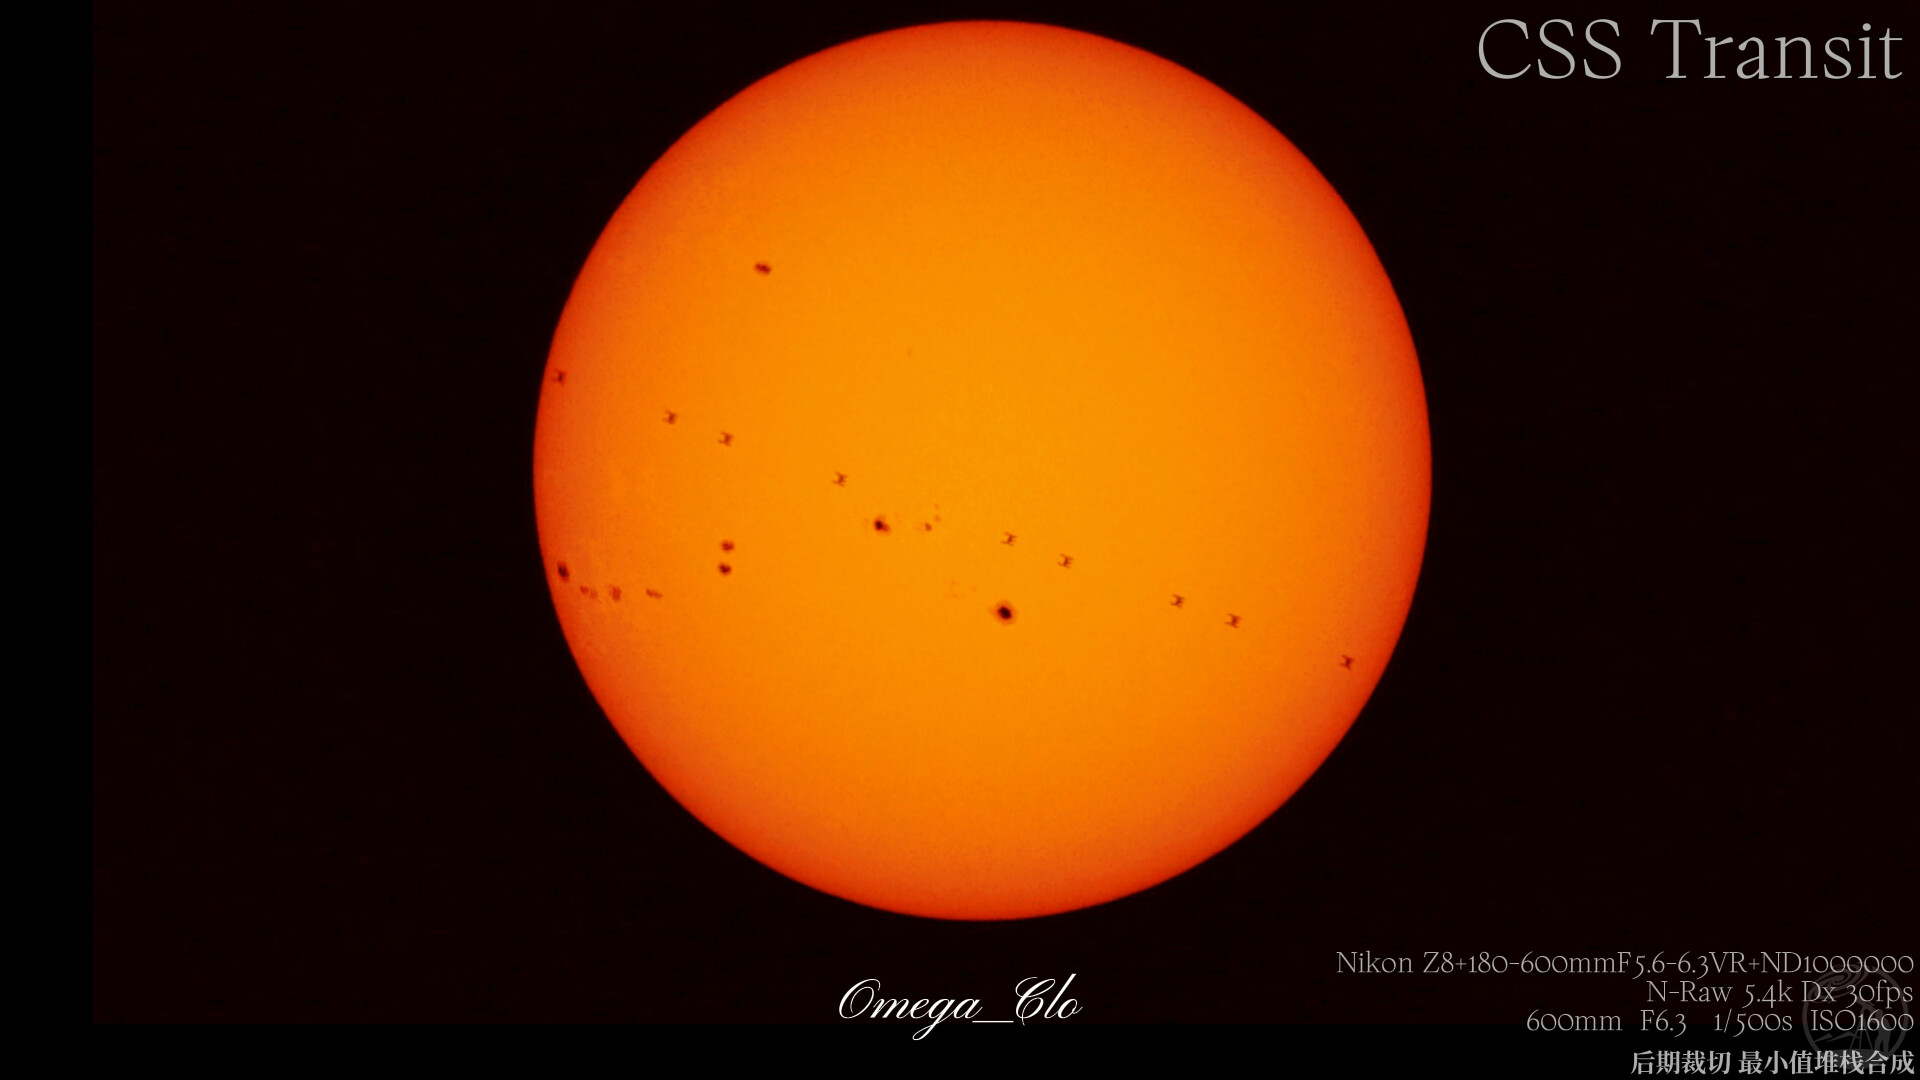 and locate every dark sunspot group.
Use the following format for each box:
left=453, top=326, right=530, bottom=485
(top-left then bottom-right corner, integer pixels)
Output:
left=541, top=390, right=1388, bottom=665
